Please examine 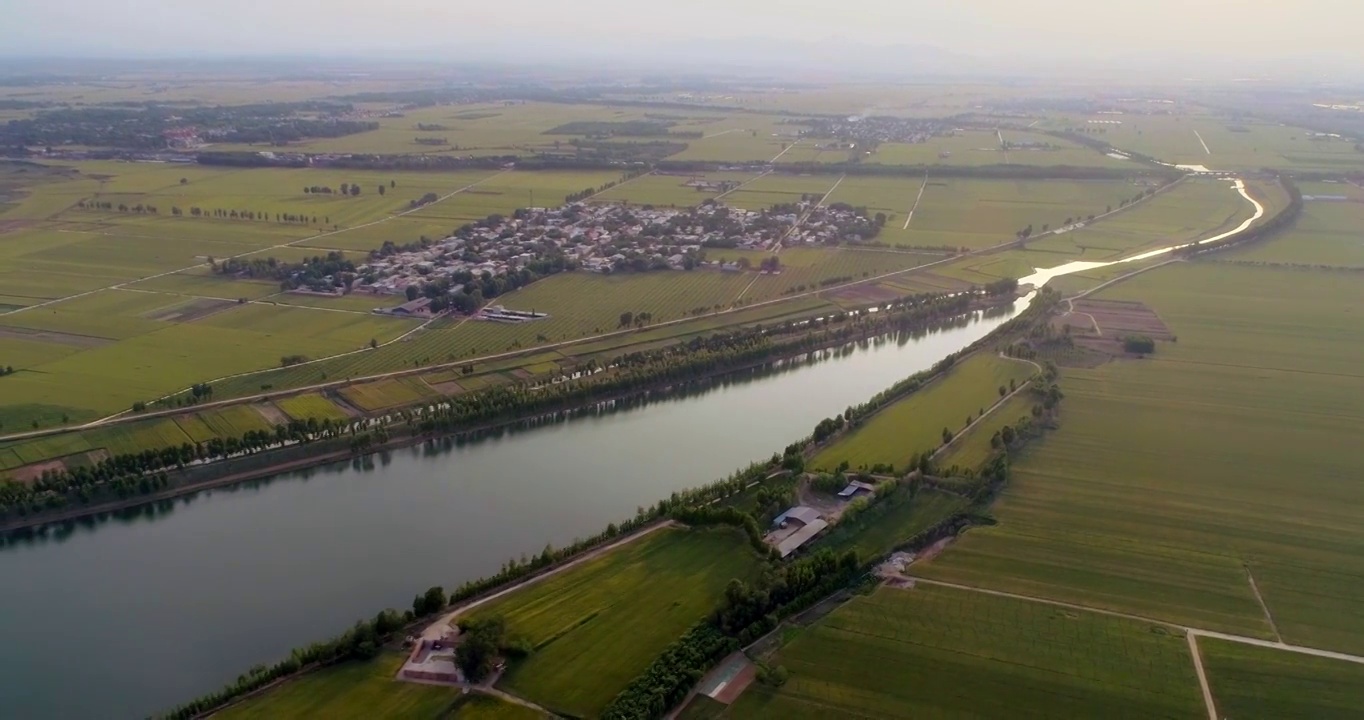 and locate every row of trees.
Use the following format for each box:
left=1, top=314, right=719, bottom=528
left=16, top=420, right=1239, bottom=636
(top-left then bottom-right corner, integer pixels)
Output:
left=212, top=252, right=355, bottom=292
